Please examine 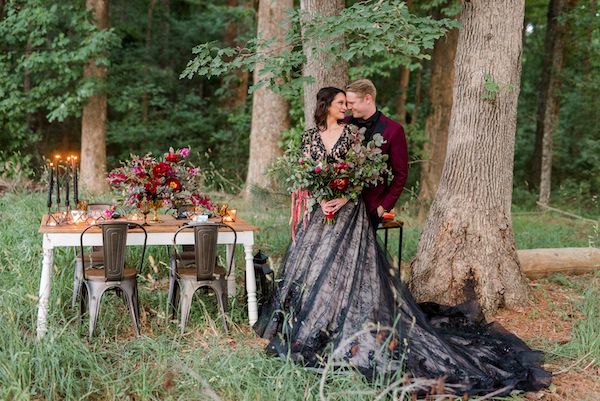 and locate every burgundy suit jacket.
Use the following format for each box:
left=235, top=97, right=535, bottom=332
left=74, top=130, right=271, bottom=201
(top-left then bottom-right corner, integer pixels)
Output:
left=361, top=114, right=409, bottom=214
